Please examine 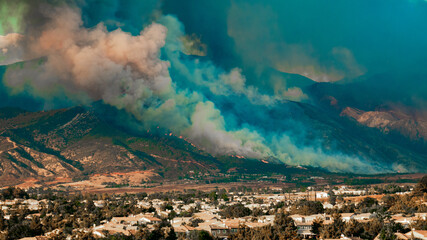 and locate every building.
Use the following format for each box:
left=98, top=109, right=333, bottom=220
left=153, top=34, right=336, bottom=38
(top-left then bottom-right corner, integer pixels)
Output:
left=210, top=224, right=230, bottom=238
left=140, top=216, right=161, bottom=224
left=374, top=230, right=427, bottom=240
left=353, top=213, right=372, bottom=221
left=316, top=192, right=329, bottom=199
left=209, top=221, right=243, bottom=239
left=111, top=214, right=161, bottom=225
left=296, top=222, right=315, bottom=239
left=291, top=214, right=306, bottom=223
left=341, top=213, right=355, bottom=222
left=405, top=230, right=427, bottom=240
